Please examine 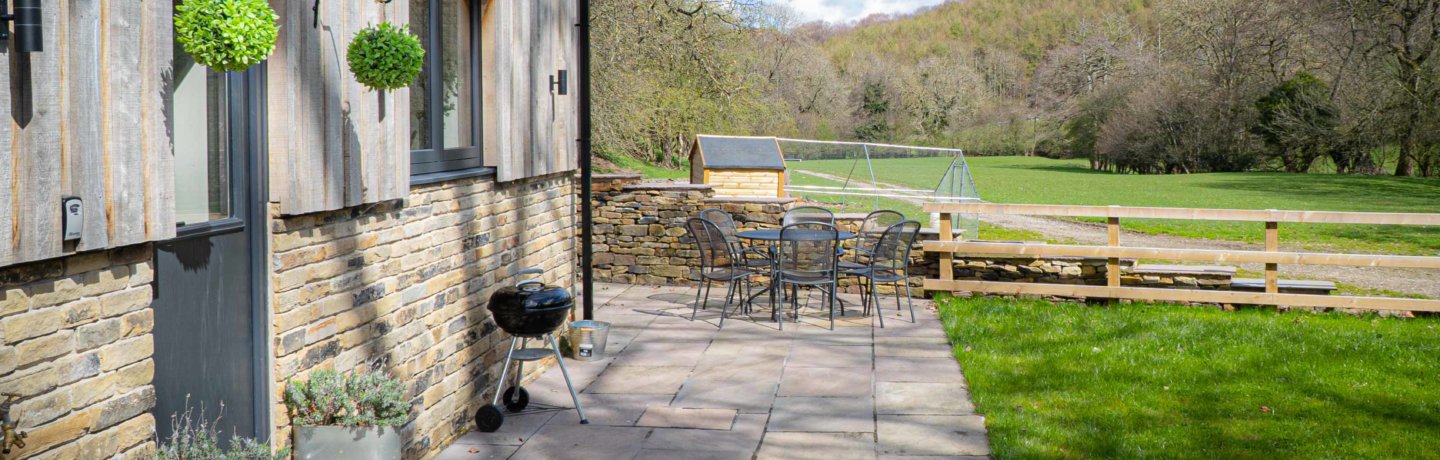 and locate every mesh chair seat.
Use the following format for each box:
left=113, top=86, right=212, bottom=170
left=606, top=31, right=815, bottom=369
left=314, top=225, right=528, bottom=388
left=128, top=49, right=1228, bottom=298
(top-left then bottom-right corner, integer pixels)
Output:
left=702, top=266, right=763, bottom=281
left=776, top=270, right=834, bottom=285
left=843, top=267, right=905, bottom=283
